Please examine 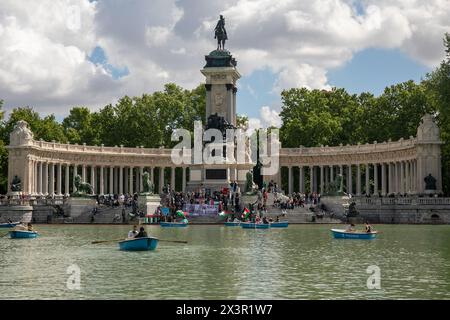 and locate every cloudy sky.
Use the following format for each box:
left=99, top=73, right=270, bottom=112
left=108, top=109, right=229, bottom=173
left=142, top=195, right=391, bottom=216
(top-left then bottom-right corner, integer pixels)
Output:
left=0, top=0, right=449, bottom=129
